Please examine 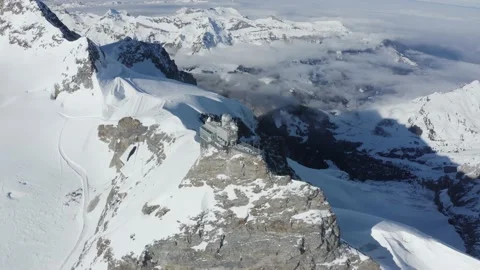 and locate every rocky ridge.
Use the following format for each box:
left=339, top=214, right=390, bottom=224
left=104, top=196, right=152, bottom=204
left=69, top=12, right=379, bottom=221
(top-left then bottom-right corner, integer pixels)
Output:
left=257, top=82, right=480, bottom=258
left=0, top=0, right=103, bottom=98
left=103, top=147, right=379, bottom=269
left=102, top=37, right=197, bottom=84
left=98, top=117, right=176, bottom=171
